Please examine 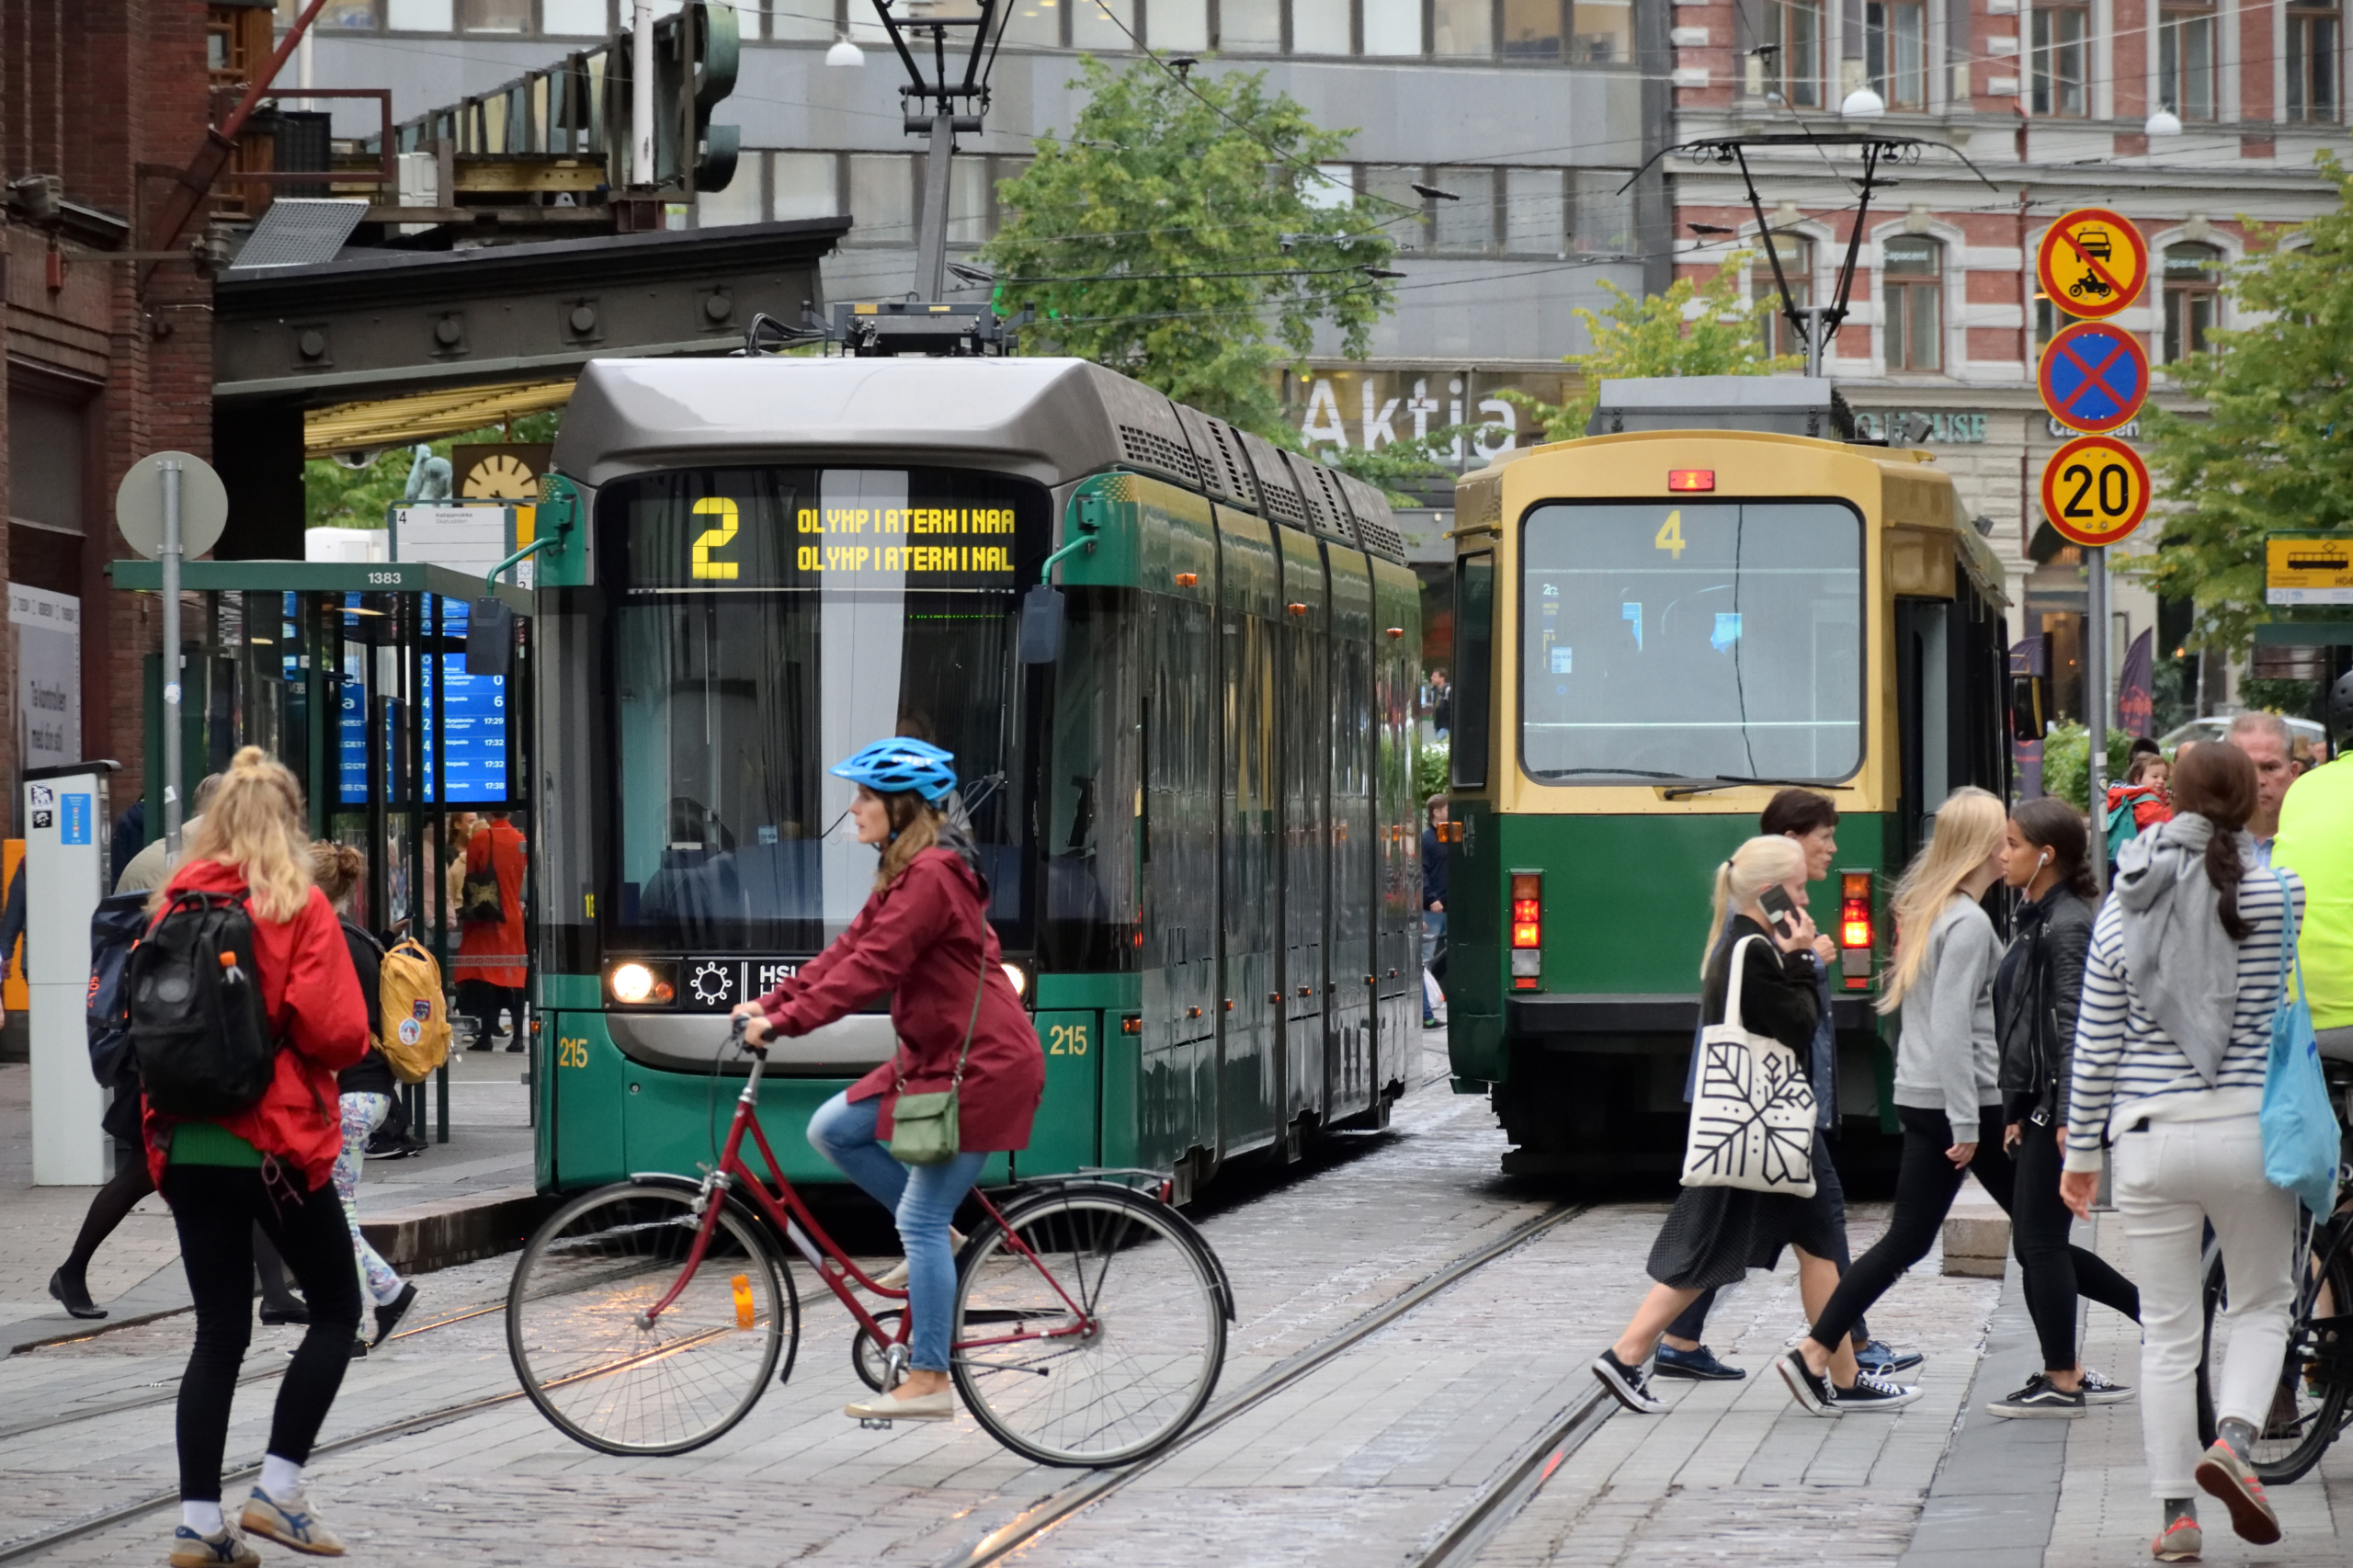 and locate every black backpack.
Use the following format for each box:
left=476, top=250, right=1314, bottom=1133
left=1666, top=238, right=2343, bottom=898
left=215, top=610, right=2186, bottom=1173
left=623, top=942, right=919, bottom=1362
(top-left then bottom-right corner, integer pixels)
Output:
left=85, top=892, right=154, bottom=1085
left=127, top=889, right=279, bottom=1119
